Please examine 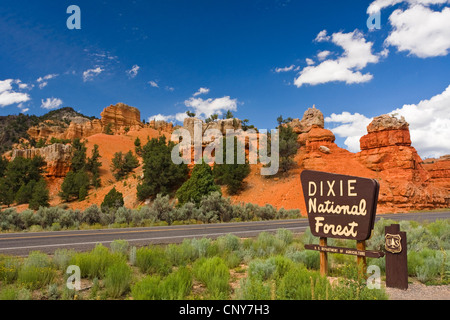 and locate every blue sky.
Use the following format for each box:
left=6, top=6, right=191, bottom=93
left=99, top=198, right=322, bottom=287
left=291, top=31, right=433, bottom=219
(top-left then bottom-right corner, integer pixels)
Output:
left=1, top=0, right=449, bottom=158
